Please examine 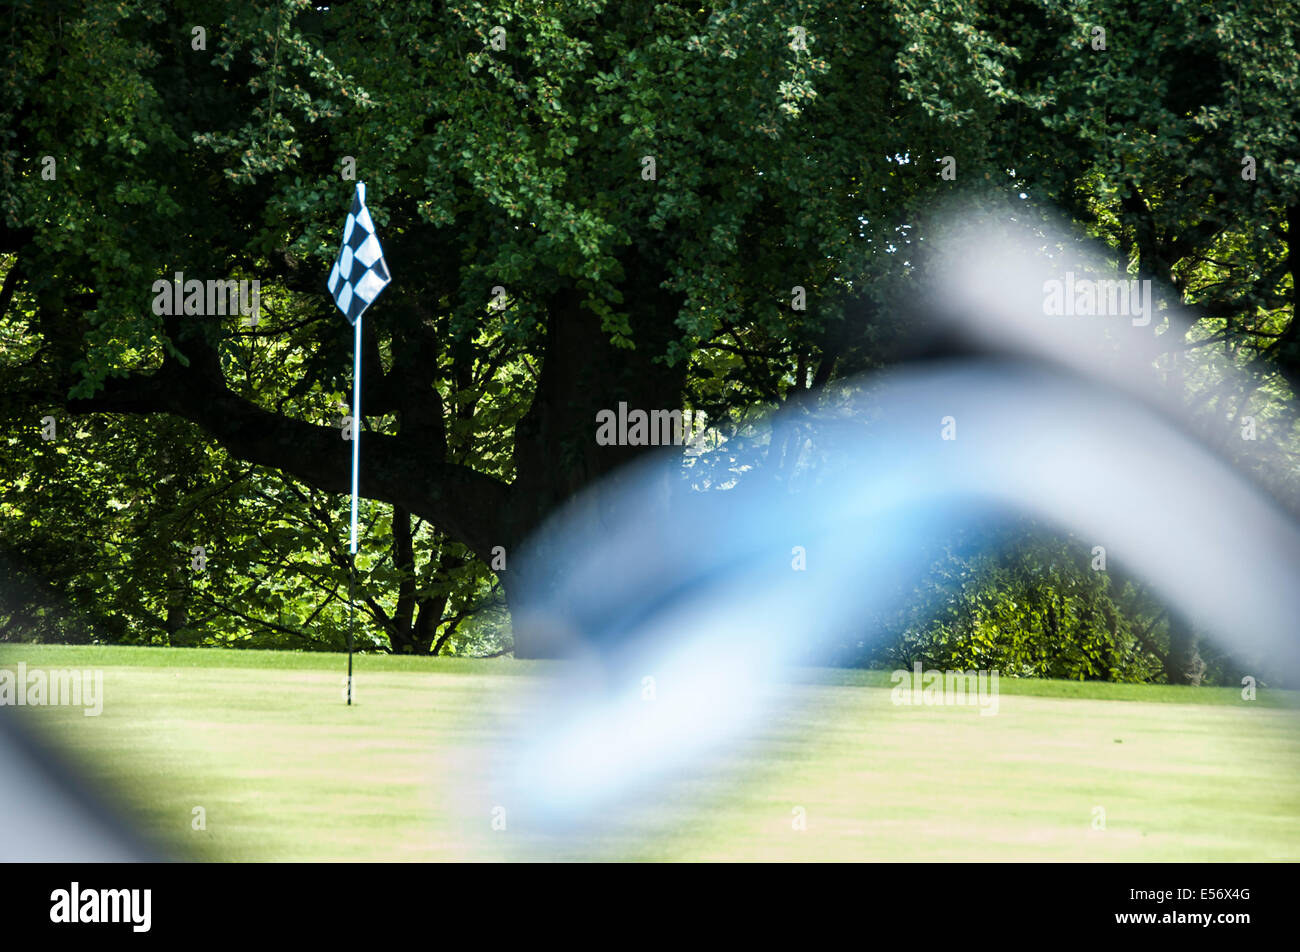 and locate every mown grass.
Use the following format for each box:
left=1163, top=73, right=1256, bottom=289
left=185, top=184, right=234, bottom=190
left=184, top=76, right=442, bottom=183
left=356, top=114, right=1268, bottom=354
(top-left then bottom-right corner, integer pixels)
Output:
left=2, top=644, right=1297, bottom=861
